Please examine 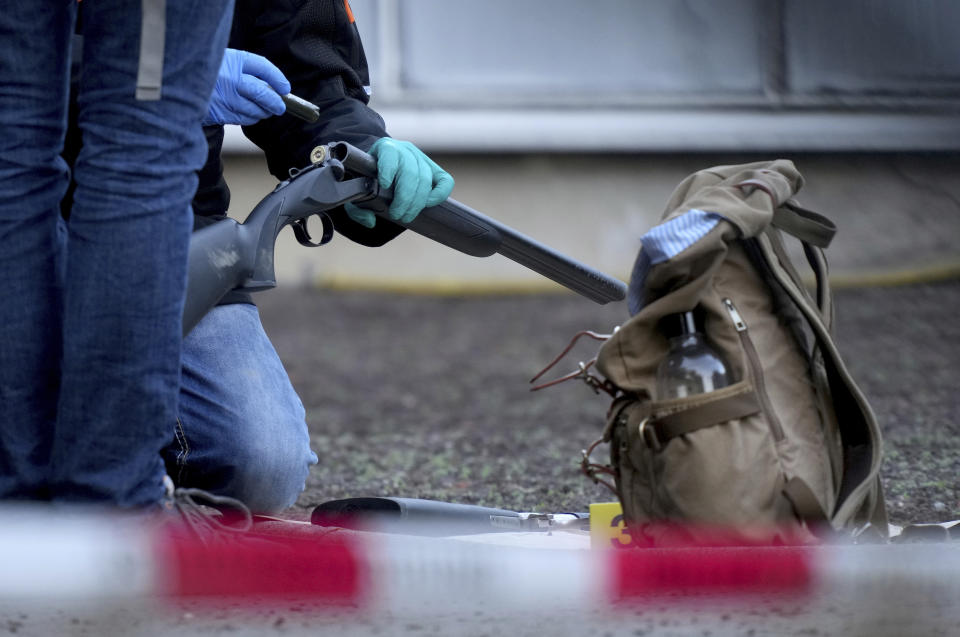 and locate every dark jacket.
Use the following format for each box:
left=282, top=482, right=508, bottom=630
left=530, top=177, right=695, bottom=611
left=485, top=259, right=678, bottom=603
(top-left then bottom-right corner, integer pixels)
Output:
left=193, top=0, right=406, bottom=303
